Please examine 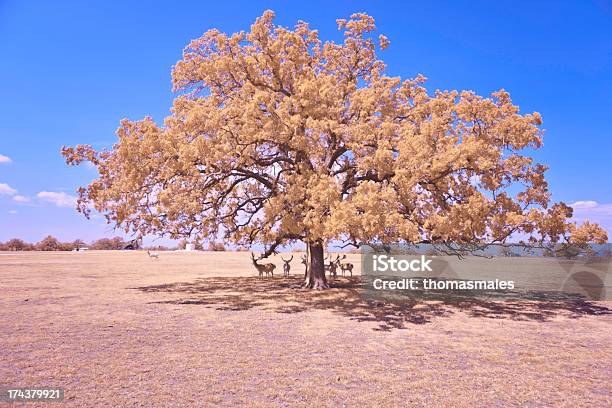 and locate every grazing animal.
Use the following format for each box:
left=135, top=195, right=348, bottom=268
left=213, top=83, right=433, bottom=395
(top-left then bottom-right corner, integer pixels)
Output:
left=250, top=253, right=276, bottom=278
left=147, top=250, right=159, bottom=260
left=339, top=254, right=353, bottom=276
left=280, top=255, right=293, bottom=277
left=324, top=254, right=341, bottom=278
